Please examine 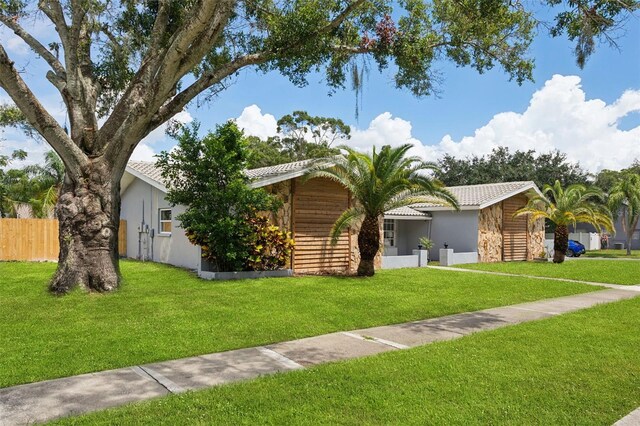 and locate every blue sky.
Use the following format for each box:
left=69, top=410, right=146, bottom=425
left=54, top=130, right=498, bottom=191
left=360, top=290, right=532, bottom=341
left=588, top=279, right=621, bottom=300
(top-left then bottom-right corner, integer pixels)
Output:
left=1, top=8, right=639, bottom=172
